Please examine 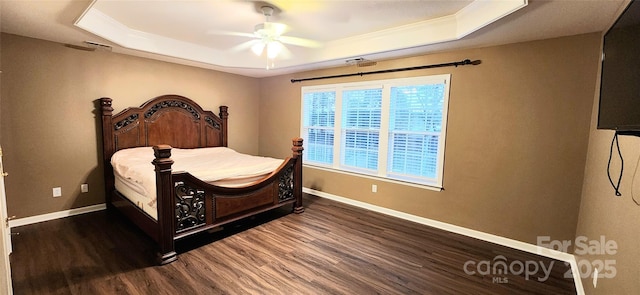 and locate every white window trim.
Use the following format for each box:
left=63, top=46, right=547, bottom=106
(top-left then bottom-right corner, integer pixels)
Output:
left=300, top=75, right=451, bottom=190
